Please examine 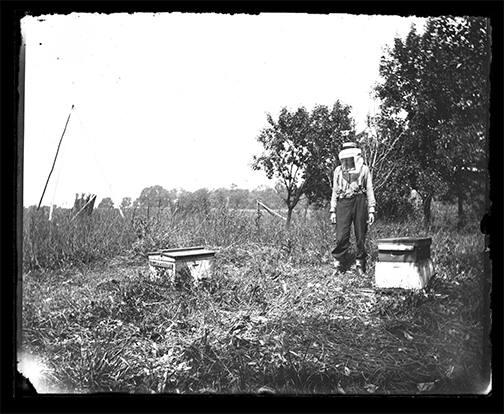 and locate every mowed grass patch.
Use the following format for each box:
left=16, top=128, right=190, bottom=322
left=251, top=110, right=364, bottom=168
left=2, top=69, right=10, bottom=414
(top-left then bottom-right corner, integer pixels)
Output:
left=21, top=221, right=489, bottom=394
